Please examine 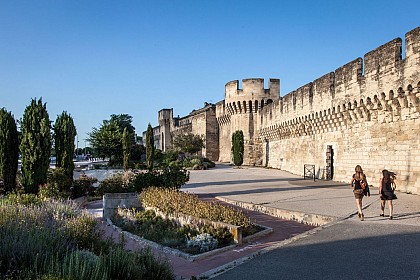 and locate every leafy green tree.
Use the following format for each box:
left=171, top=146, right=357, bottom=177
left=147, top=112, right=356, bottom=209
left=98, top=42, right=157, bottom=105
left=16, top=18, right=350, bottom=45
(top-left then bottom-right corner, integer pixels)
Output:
left=87, top=114, right=135, bottom=165
left=110, top=114, right=135, bottom=136
left=146, top=123, right=154, bottom=171
left=0, top=108, right=19, bottom=193
left=130, top=143, right=145, bottom=162
left=88, top=121, right=122, bottom=162
left=172, top=133, right=205, bottom=154
left=20, top=98, right=51, bottom=194
left=54, top=111, right=76, bottom=187
left=122, top=127, right=131, bottom=170
left=231, top=130, right=244, bottom=167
